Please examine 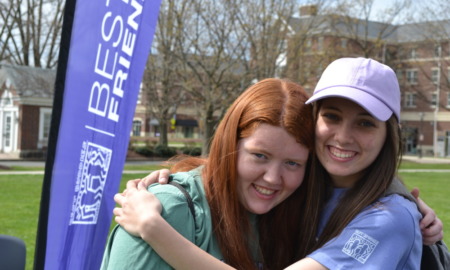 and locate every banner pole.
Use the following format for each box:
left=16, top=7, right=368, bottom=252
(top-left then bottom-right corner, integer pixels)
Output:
left=33, top=1, right=77, bottom=269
